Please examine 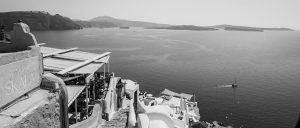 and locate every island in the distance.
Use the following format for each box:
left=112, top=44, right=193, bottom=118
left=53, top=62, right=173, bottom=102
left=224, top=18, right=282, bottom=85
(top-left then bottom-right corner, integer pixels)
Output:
left=147, top=25, right=218, bottom=31
left=148, top=24, right=294, bottom=32
left=210, top=24, right=294, bottom=32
